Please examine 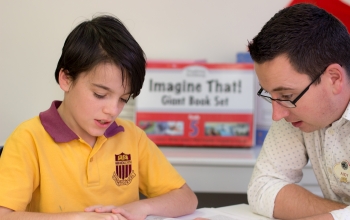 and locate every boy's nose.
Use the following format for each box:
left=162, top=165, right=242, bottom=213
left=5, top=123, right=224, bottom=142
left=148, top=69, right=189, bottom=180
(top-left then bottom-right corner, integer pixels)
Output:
left=103, top=101, right=119, bottom=116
